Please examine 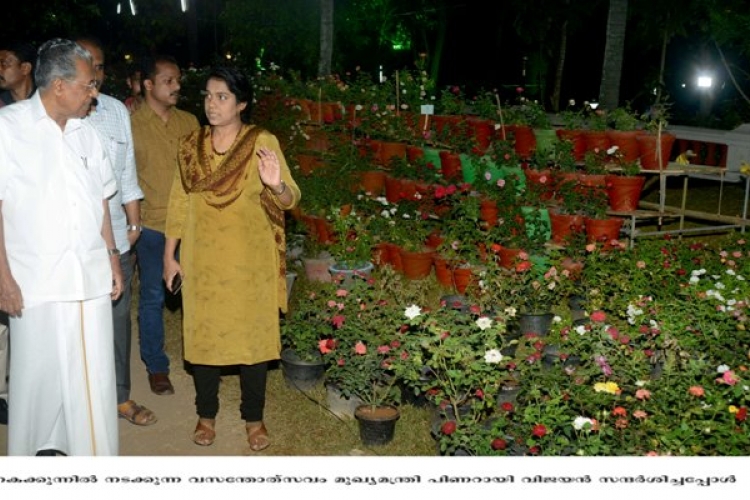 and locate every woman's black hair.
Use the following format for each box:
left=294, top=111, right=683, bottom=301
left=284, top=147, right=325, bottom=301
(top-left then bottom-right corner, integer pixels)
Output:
left=207, top=66, right=253, bottom=124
